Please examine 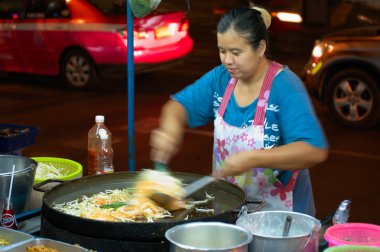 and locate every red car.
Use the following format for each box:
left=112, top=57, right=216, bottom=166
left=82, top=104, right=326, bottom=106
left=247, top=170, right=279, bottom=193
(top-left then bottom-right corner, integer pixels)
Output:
left=0, top=0, right=193, bottom=88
